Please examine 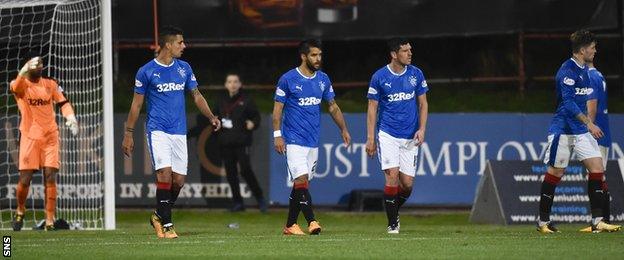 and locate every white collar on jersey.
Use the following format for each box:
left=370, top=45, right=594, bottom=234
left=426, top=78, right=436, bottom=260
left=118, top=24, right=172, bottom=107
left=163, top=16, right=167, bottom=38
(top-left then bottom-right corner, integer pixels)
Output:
left=588, top=68, right=597, bottom=71
left=154, top=58, right=175, bottom=67
left=296, top=67, right=317, bottom=79
left=386, top=64, right=407, bottom=76
left=569, top=58, right=585, bottom=69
